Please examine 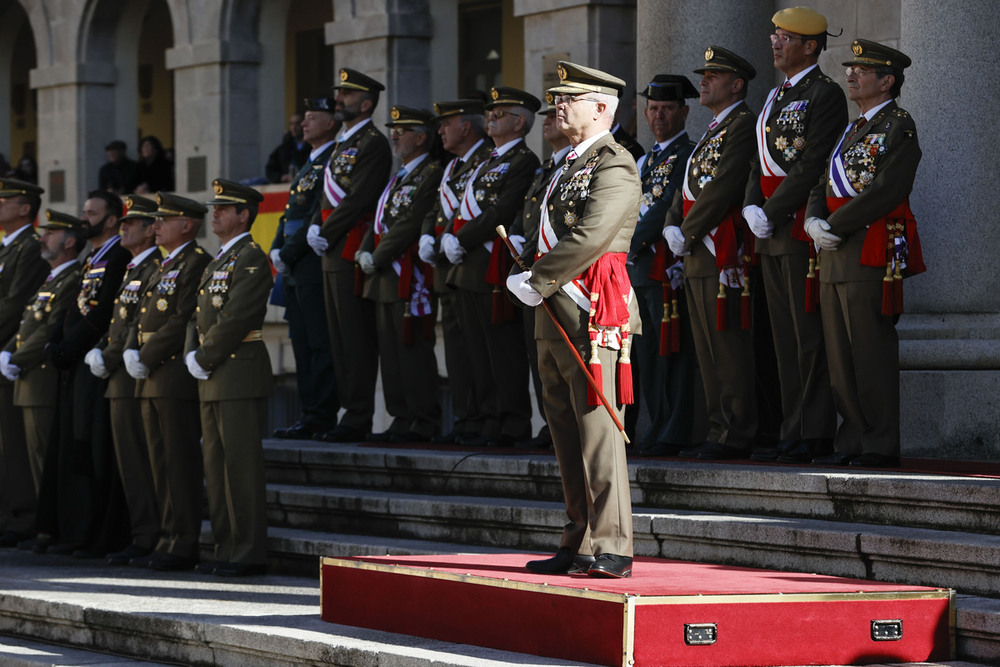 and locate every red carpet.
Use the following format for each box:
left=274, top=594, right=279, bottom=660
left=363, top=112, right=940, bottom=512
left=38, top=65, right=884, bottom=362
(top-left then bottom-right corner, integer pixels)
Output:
left=321, top=553, right=952, bottom=666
